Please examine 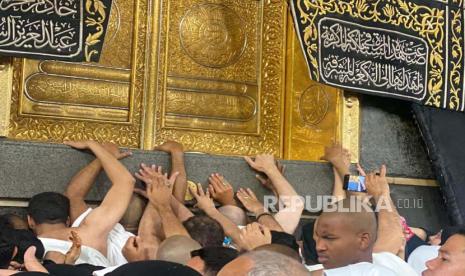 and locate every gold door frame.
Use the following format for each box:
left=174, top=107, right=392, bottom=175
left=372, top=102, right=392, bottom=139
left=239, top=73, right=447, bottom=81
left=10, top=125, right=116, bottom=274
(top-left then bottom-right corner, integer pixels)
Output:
left=1, top=0, right=359, bottom=162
